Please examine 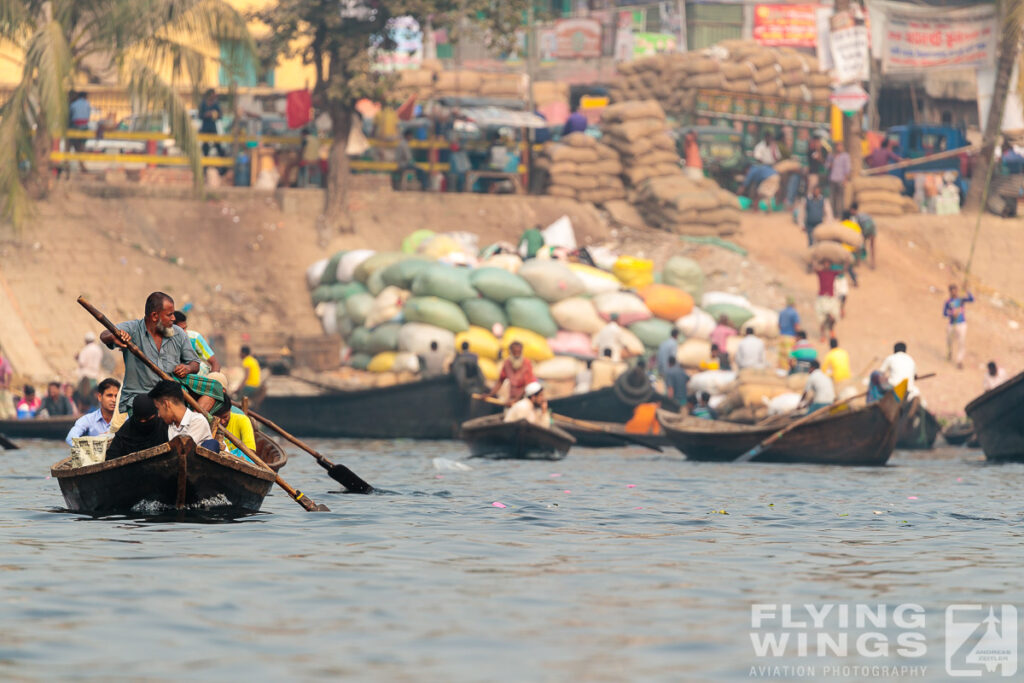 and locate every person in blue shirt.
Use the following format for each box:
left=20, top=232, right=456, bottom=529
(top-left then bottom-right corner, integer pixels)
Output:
left=656, top=328, right=680, bottom=377
left=778, top=297, right=800, bottom=337
left=662, top=356, right=689, bottom=405
left=65, top=377, right=121, bottom=445
left=943, top=283, right=974, bottom=369
left=562, top=105, right=588, bottom=136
